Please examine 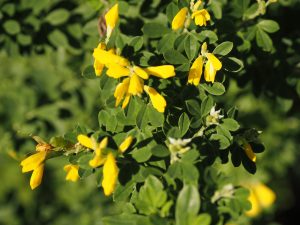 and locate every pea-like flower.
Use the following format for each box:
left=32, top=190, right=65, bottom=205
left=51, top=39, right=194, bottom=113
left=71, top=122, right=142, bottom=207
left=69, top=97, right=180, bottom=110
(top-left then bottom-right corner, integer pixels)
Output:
left=93, top=48, right=175, bottom=112
left=242, top=142, right=257, bottom=163
left=20, top=142, right=52, bottom=190
left=245, top=182, right=276, bottom=217
left=77, top=134, right=133, bottom=196
left=64, top=164, right=80, bottom=182
left=172, top=0, right=211, bottom=31
left=188, top=42, right=222, bottom=85
left=105, top=3, right=119, bottom=39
